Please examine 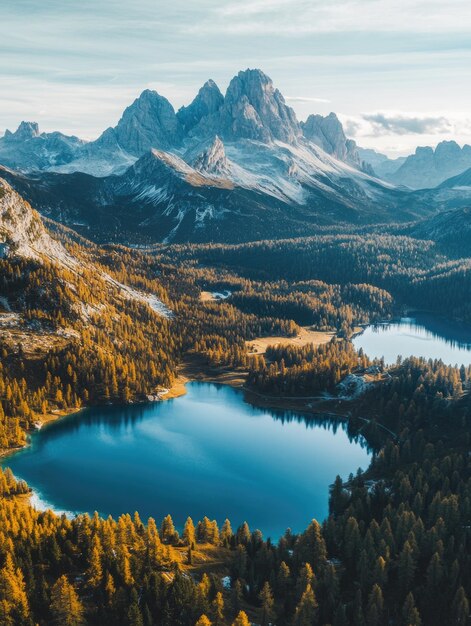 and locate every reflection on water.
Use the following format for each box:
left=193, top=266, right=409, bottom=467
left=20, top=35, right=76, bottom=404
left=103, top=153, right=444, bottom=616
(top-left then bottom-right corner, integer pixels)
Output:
left=353, top=313, right=471, bottom=366
left=2, top=383, right=370, bottom=539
